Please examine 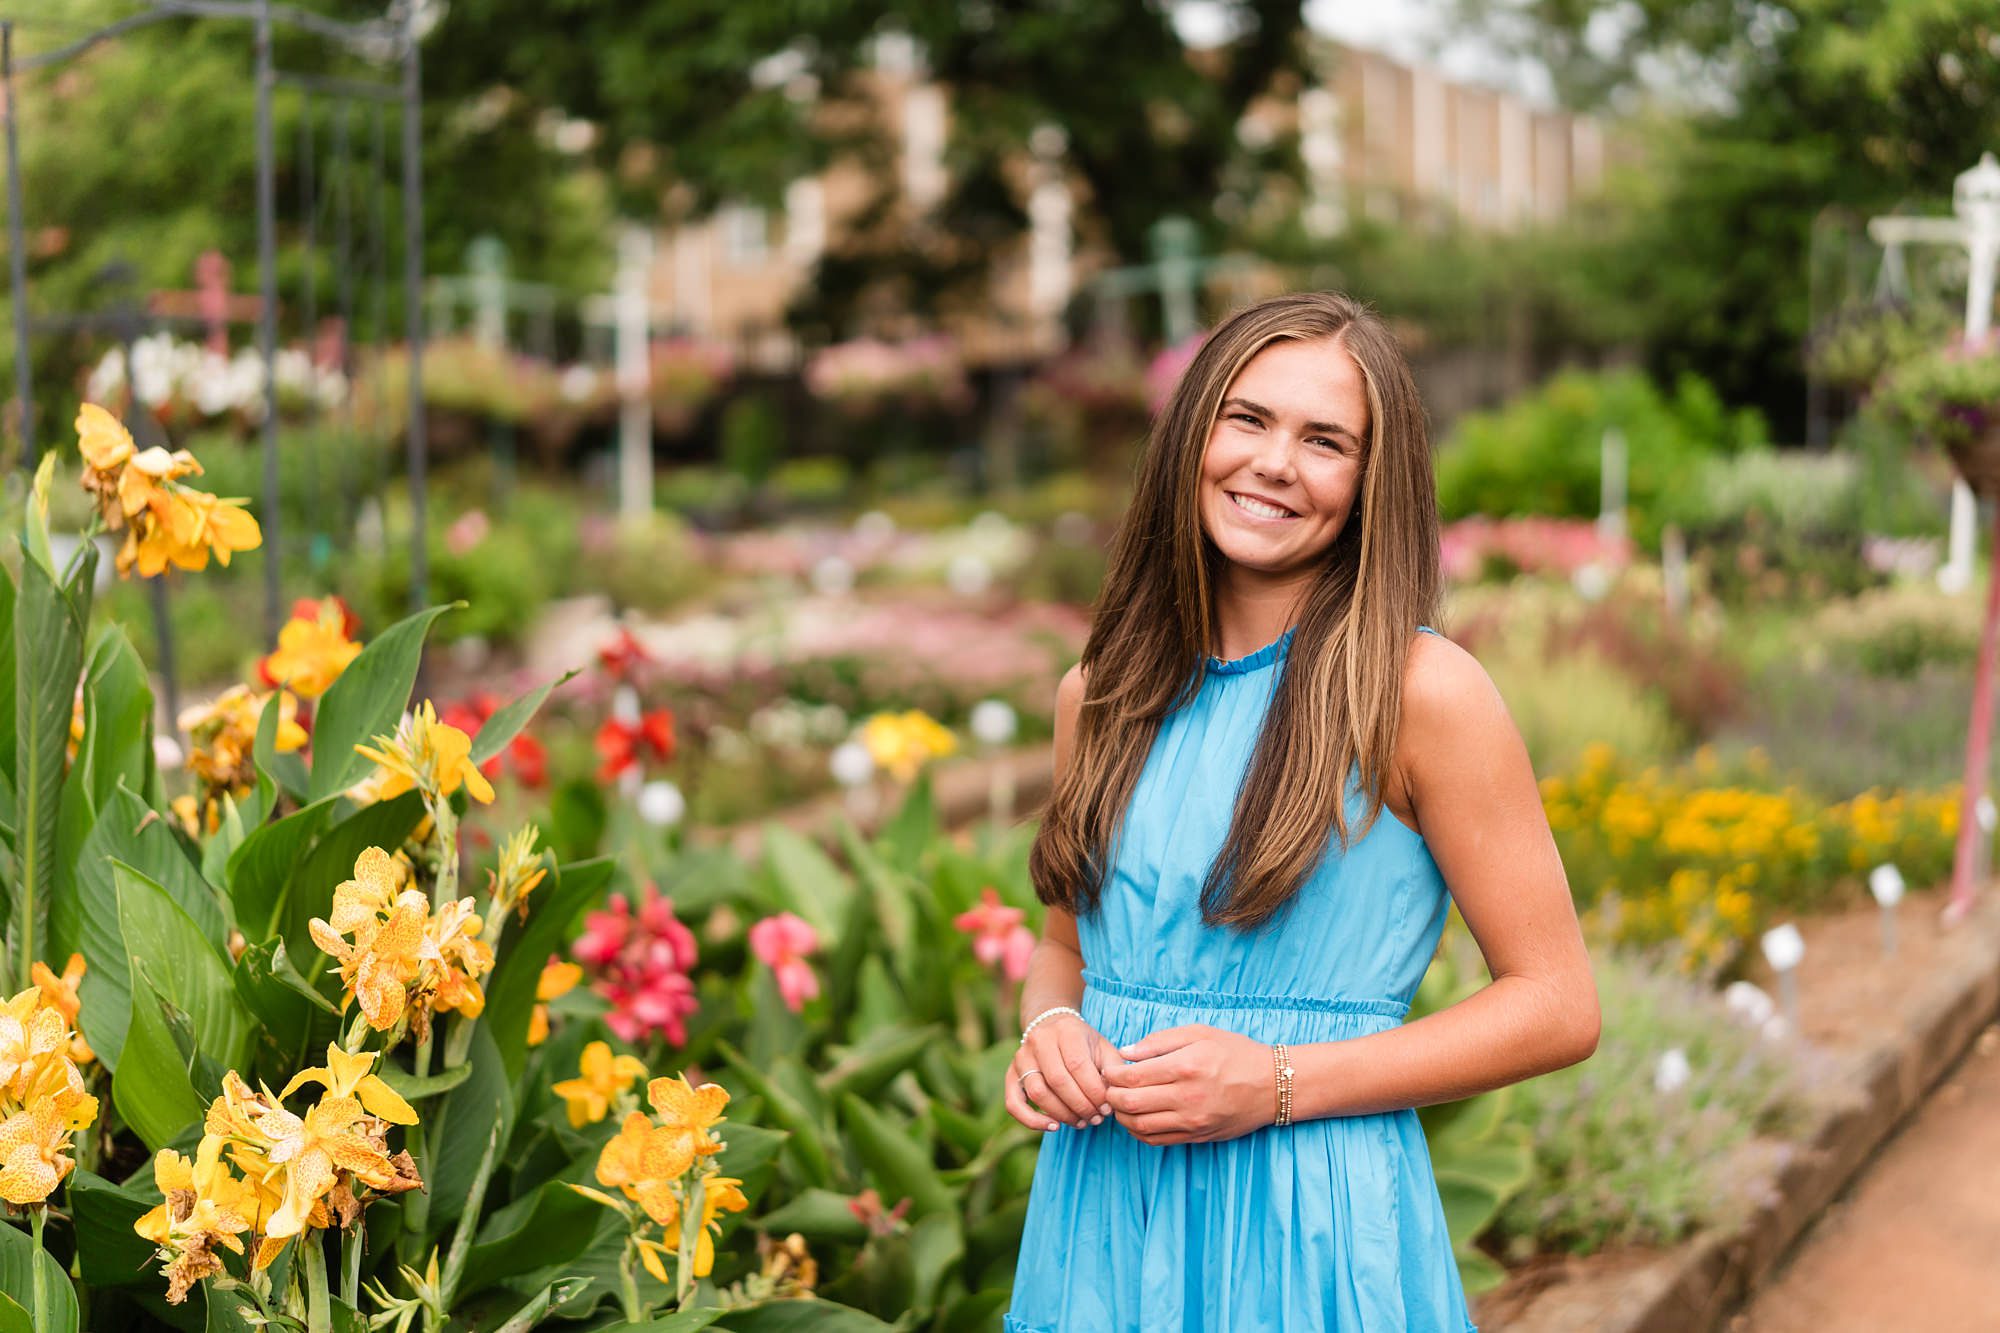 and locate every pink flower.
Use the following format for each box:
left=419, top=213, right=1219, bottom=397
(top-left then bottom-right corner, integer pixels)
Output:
left=748, top=912, right=822, bottom=1012
left=572, top=883, right=702, bottom=1045
left=954, top=888, right=1037, bottom=982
